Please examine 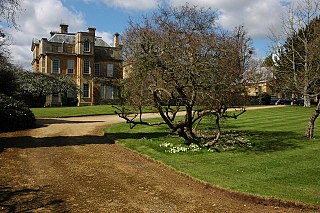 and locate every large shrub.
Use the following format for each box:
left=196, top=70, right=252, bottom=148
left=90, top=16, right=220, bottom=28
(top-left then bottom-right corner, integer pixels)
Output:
left=0, top=95, right=36, bottom=132
left=258, top=93, right=271, bottom=105
left=0, top=69, right=17, bottom=96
